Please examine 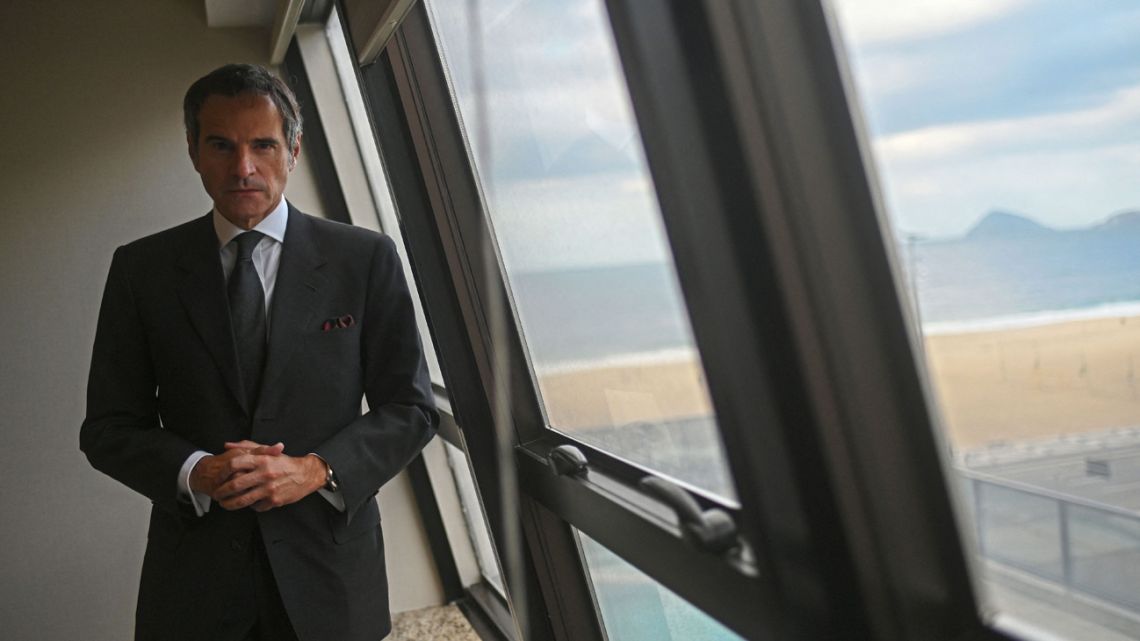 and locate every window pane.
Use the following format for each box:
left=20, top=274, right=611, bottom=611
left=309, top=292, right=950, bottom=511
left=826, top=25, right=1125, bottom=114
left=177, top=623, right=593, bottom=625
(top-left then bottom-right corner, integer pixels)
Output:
left=445, top=441, right=505, bottom=596
left=832, top=1, right=1140, bottom=637
left=1069, top=504, right=1140, bottom=611
left=577, top=531, right=743, bottom=641
left=425, top=0, right=735, bottom=500
left=975, top=481, right=1063, bottom=582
